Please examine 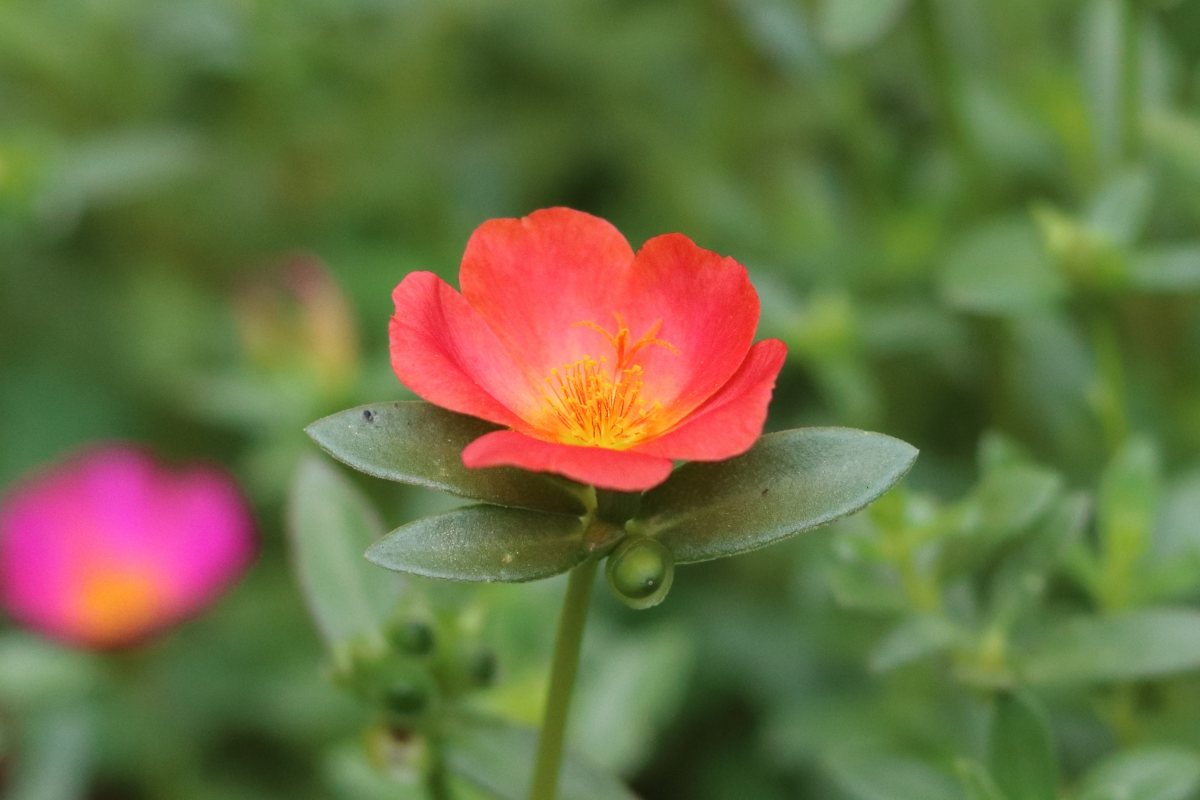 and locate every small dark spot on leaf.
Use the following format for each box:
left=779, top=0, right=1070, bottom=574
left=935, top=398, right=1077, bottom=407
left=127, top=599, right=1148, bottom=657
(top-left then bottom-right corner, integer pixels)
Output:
left=761, top=488, right=769, bottom=496
left=362, top=409, right=375, bottom=423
